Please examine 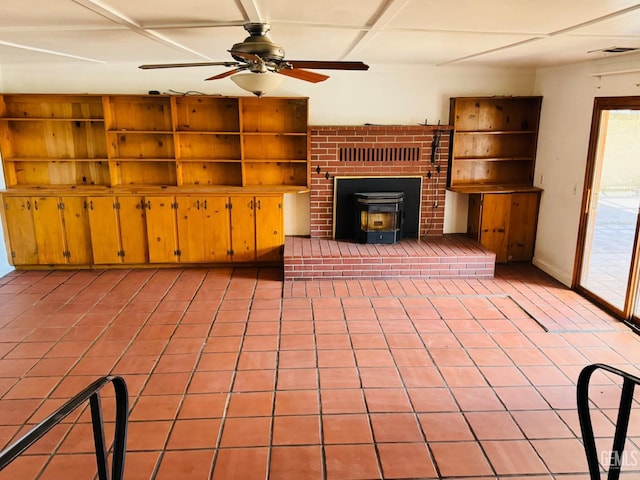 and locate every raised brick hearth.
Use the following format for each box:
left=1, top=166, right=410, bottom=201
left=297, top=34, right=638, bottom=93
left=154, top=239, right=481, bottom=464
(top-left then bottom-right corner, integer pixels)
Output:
left=284, top=235, right=496, bottom=281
